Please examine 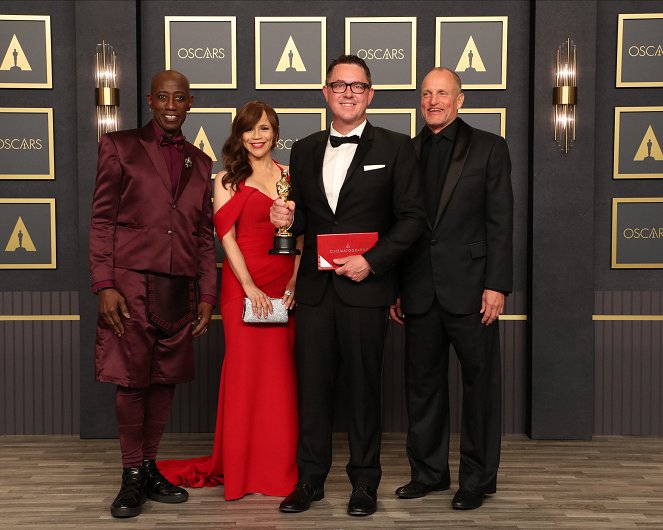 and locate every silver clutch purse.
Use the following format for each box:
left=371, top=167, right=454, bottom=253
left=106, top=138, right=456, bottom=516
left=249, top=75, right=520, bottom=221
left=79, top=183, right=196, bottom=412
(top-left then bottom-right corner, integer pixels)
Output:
left=242, top=297, right=289, bottom=324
